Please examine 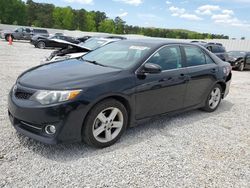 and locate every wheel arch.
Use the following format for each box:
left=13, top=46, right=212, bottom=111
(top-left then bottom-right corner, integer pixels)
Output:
left=216, top=81, right=226, bottom=98
left=81, top=94, right=133, bottom=136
